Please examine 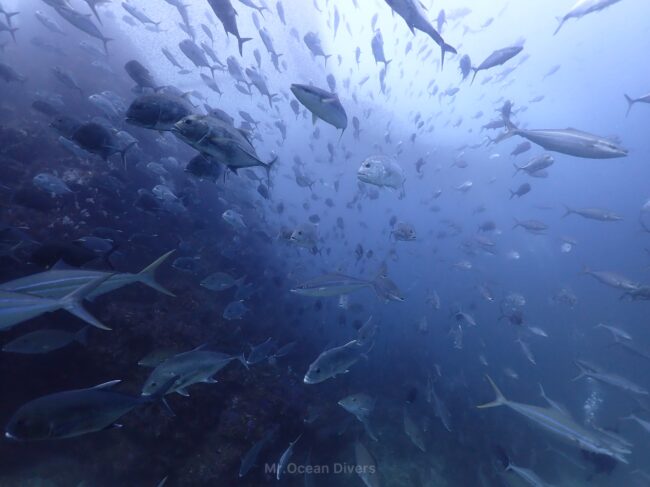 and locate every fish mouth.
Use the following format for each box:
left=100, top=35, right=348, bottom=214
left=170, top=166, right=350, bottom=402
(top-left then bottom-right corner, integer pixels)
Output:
left=4, top=431, right=17, bottom=440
